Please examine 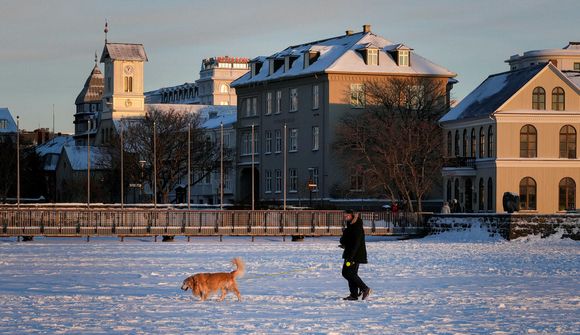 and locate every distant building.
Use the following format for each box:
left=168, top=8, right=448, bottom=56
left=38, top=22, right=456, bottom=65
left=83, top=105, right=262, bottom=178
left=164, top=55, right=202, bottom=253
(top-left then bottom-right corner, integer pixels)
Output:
left=440, top=42, right=580, bottom=213
left=231, top=25, right=456, bottom=207
left=145, top=56, right=249, bottom=106
left=74, top=57, right=104, bottom=145
left=0, top=107, right=17, bottom=143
